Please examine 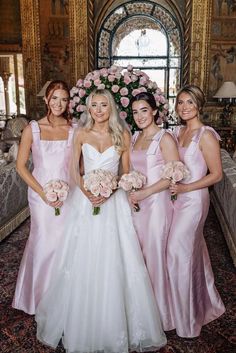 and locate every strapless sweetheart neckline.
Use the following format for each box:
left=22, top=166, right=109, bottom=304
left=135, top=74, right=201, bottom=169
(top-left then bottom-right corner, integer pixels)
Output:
left=83, top=143, right=115, bottom=155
